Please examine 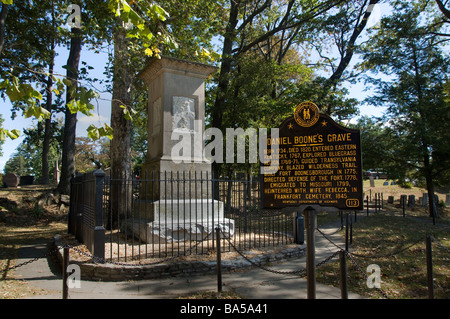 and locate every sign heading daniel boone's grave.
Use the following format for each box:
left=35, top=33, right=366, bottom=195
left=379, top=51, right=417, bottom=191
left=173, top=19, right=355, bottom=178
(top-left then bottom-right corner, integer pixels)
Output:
left=262, top=102, right=363, bottom=210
